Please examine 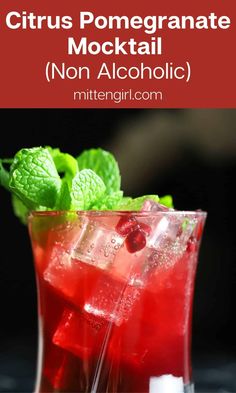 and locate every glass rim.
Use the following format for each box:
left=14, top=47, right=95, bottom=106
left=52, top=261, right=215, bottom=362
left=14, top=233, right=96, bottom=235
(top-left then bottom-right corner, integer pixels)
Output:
left=29, top=210, right=207, bottom=218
